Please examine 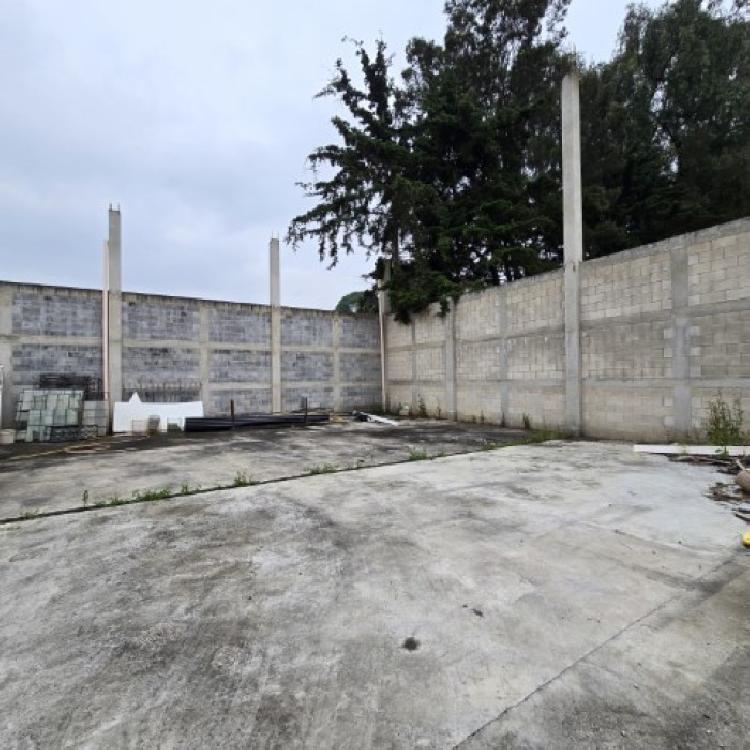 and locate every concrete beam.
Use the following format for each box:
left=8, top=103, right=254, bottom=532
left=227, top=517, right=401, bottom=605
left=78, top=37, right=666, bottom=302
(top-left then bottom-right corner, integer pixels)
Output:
left=269, top=237, right=282, bottom=413
left=562, top=73, right=583, bottom=435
